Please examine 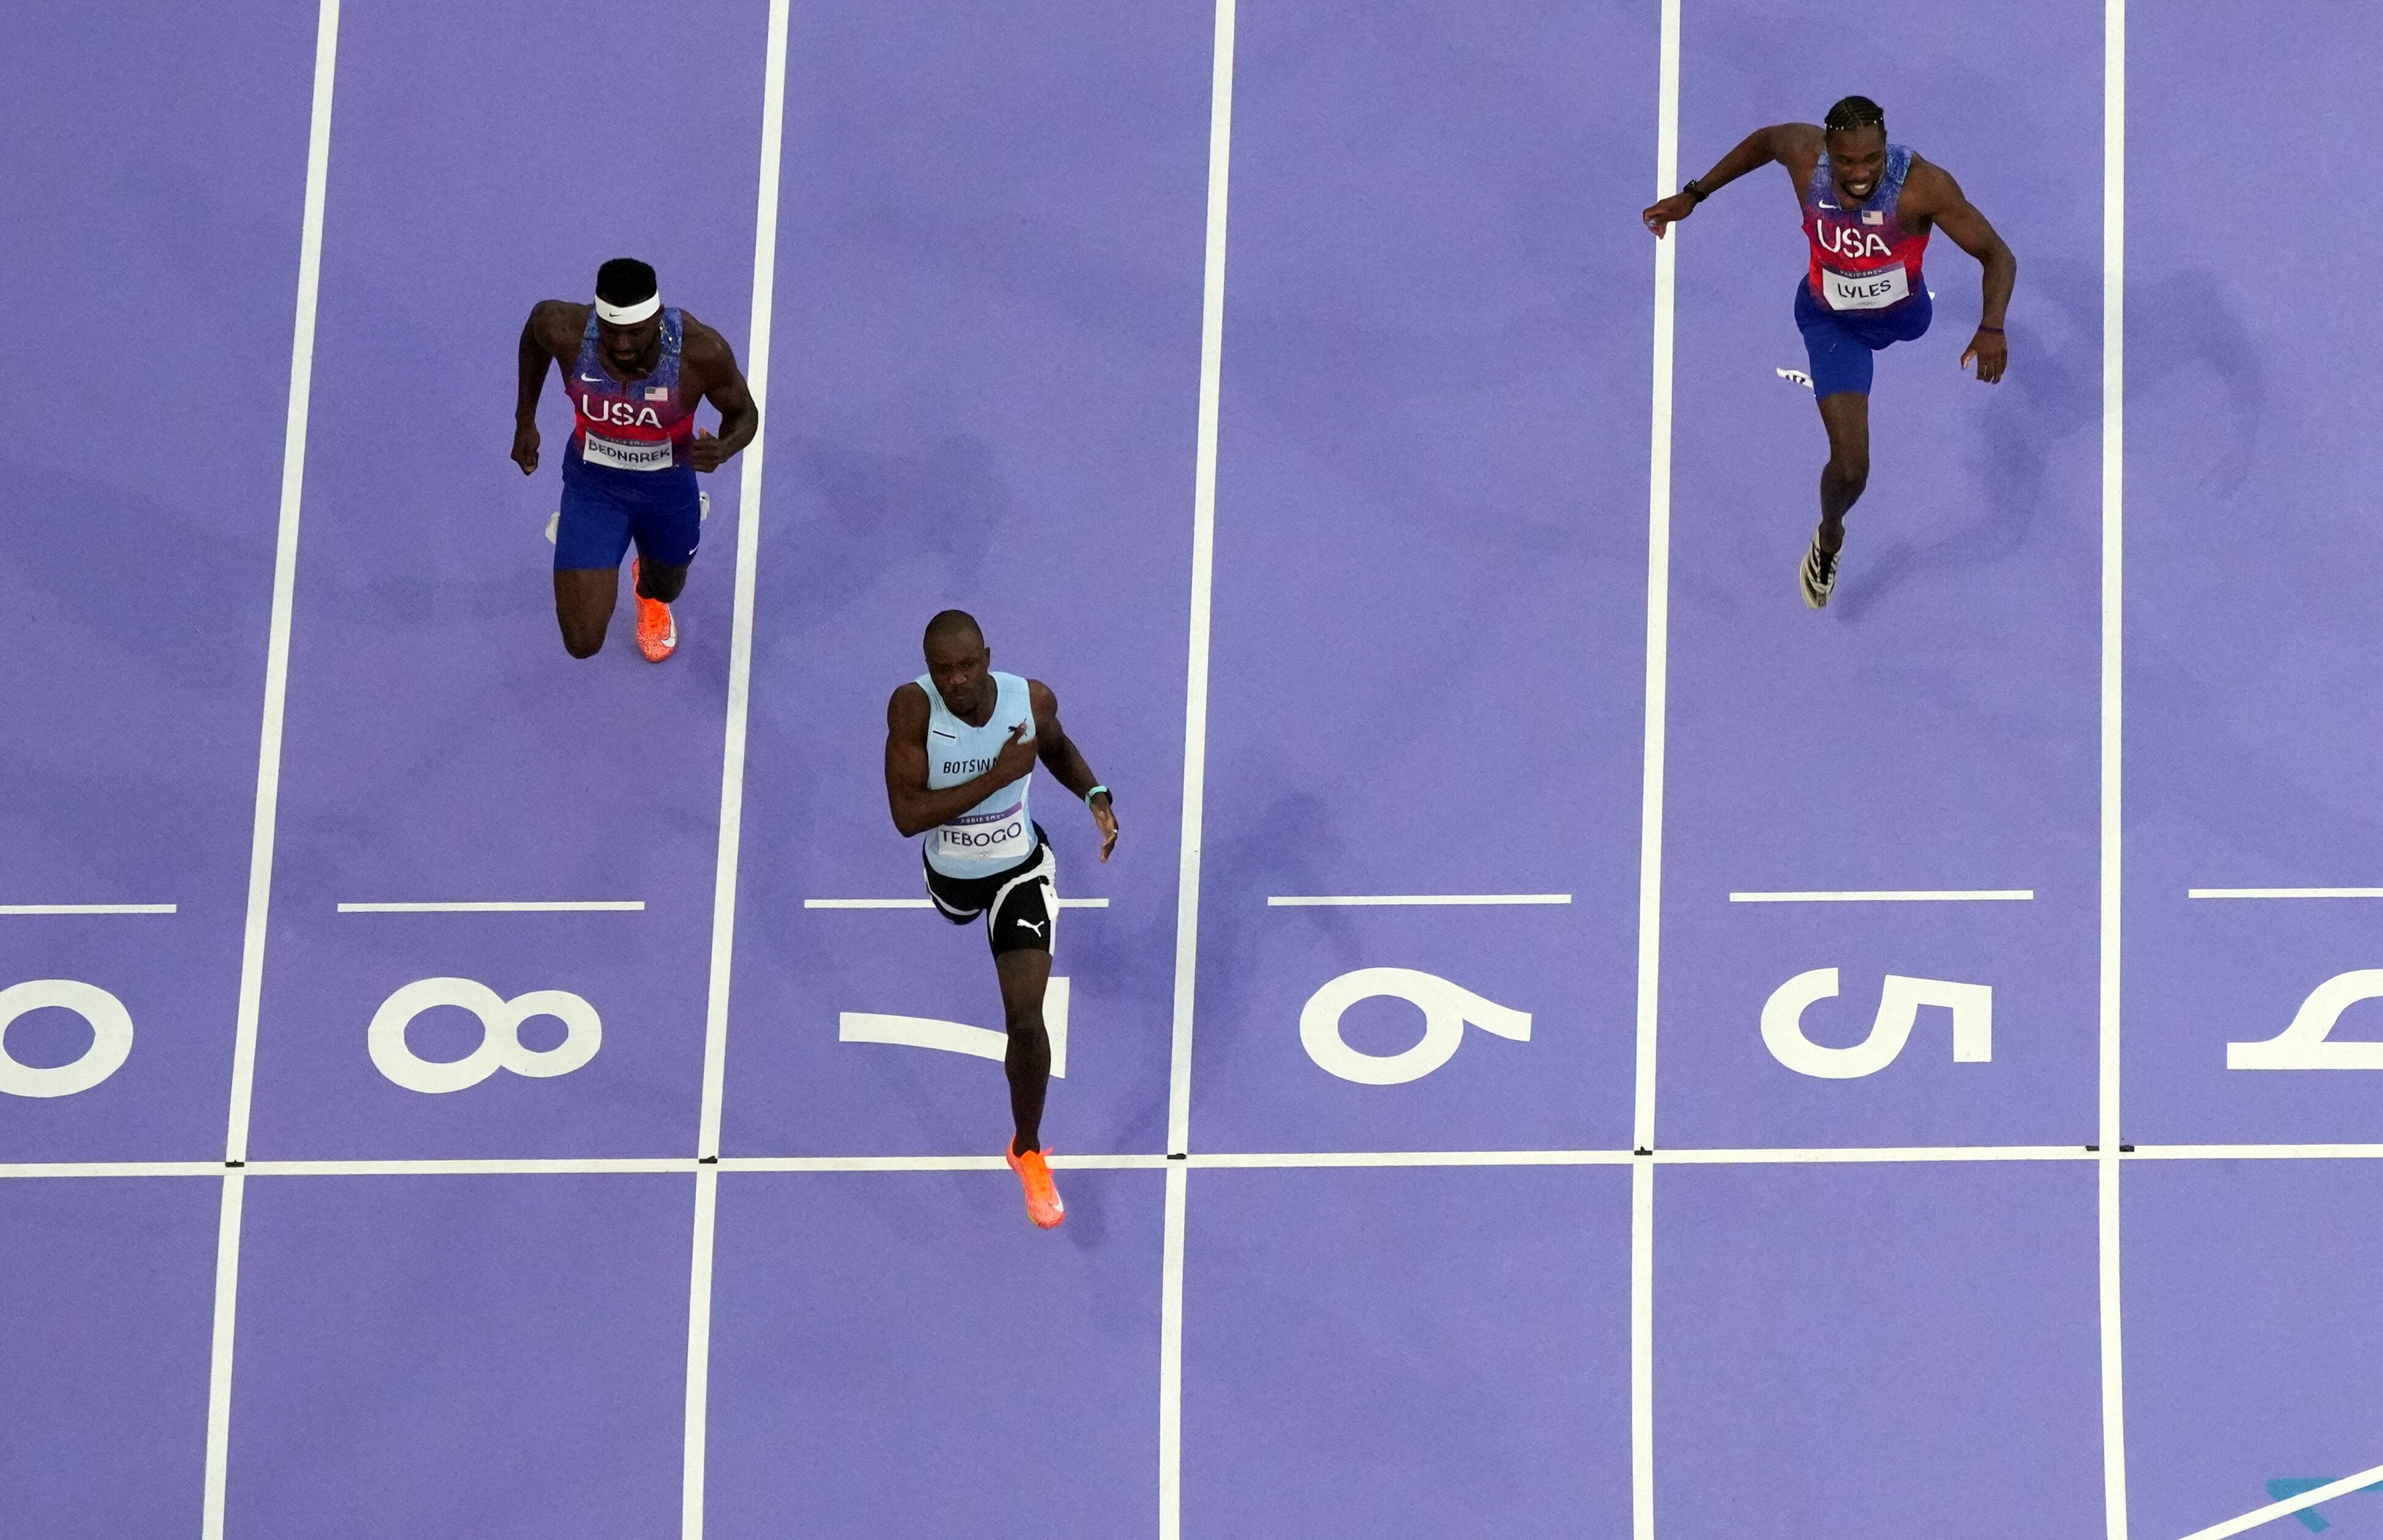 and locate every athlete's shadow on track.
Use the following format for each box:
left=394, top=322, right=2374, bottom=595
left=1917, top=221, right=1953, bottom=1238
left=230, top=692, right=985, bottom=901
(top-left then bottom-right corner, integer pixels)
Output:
left=1832, top=264, right=2262, bottom=621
